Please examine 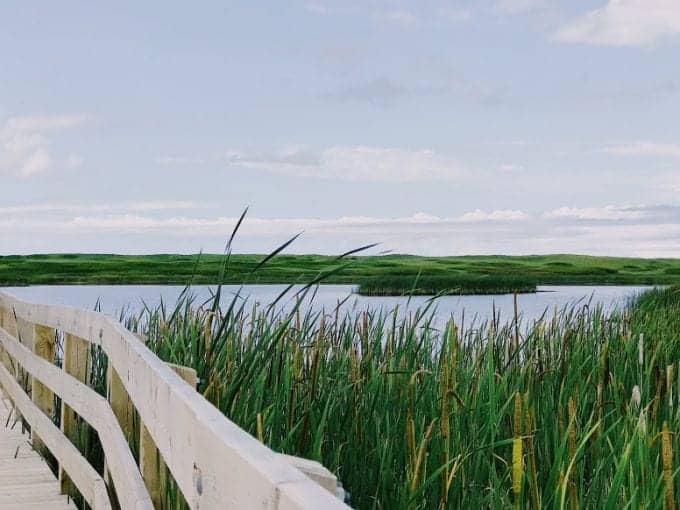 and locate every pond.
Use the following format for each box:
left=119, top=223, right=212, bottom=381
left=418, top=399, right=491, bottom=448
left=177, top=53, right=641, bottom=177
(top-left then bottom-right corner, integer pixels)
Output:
left=1, top=284, right=652, bottom=331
